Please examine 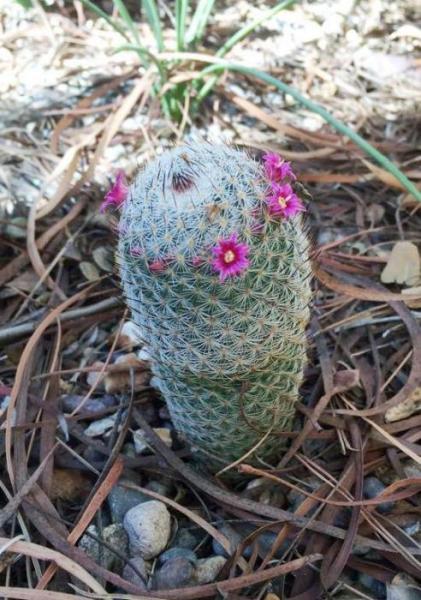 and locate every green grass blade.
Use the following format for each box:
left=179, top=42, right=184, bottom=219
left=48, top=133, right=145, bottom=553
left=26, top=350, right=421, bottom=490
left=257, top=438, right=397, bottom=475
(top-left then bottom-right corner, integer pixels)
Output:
left=14, top=0, right=32, bottom=8
left=186, top=0, right=215, bottom=47
left=142, top=0, right=165, bottom=52
left=114, top=0, right=140, bottom=45
left=196, top=0, right=297, bottom=103
left=200, top=61, right=421, bottom=203
left=176, top=0, right=189, bottom=51
left=79, top=0, right=130, bottom=41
